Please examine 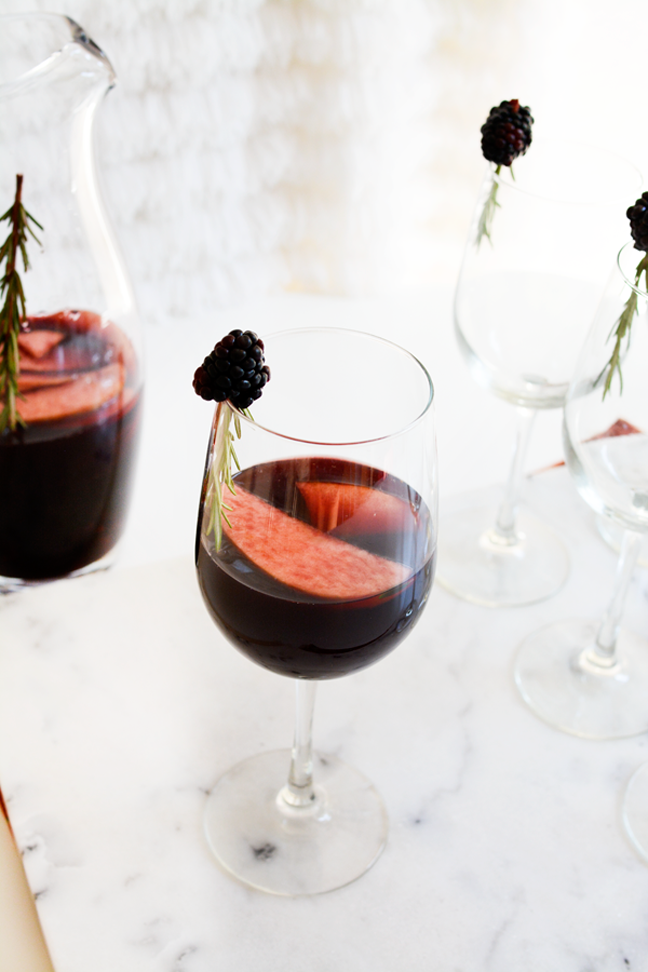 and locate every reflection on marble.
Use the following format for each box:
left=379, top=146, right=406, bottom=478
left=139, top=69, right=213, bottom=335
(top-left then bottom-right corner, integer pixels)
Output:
left=2, top=467, right=648, bottom=971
